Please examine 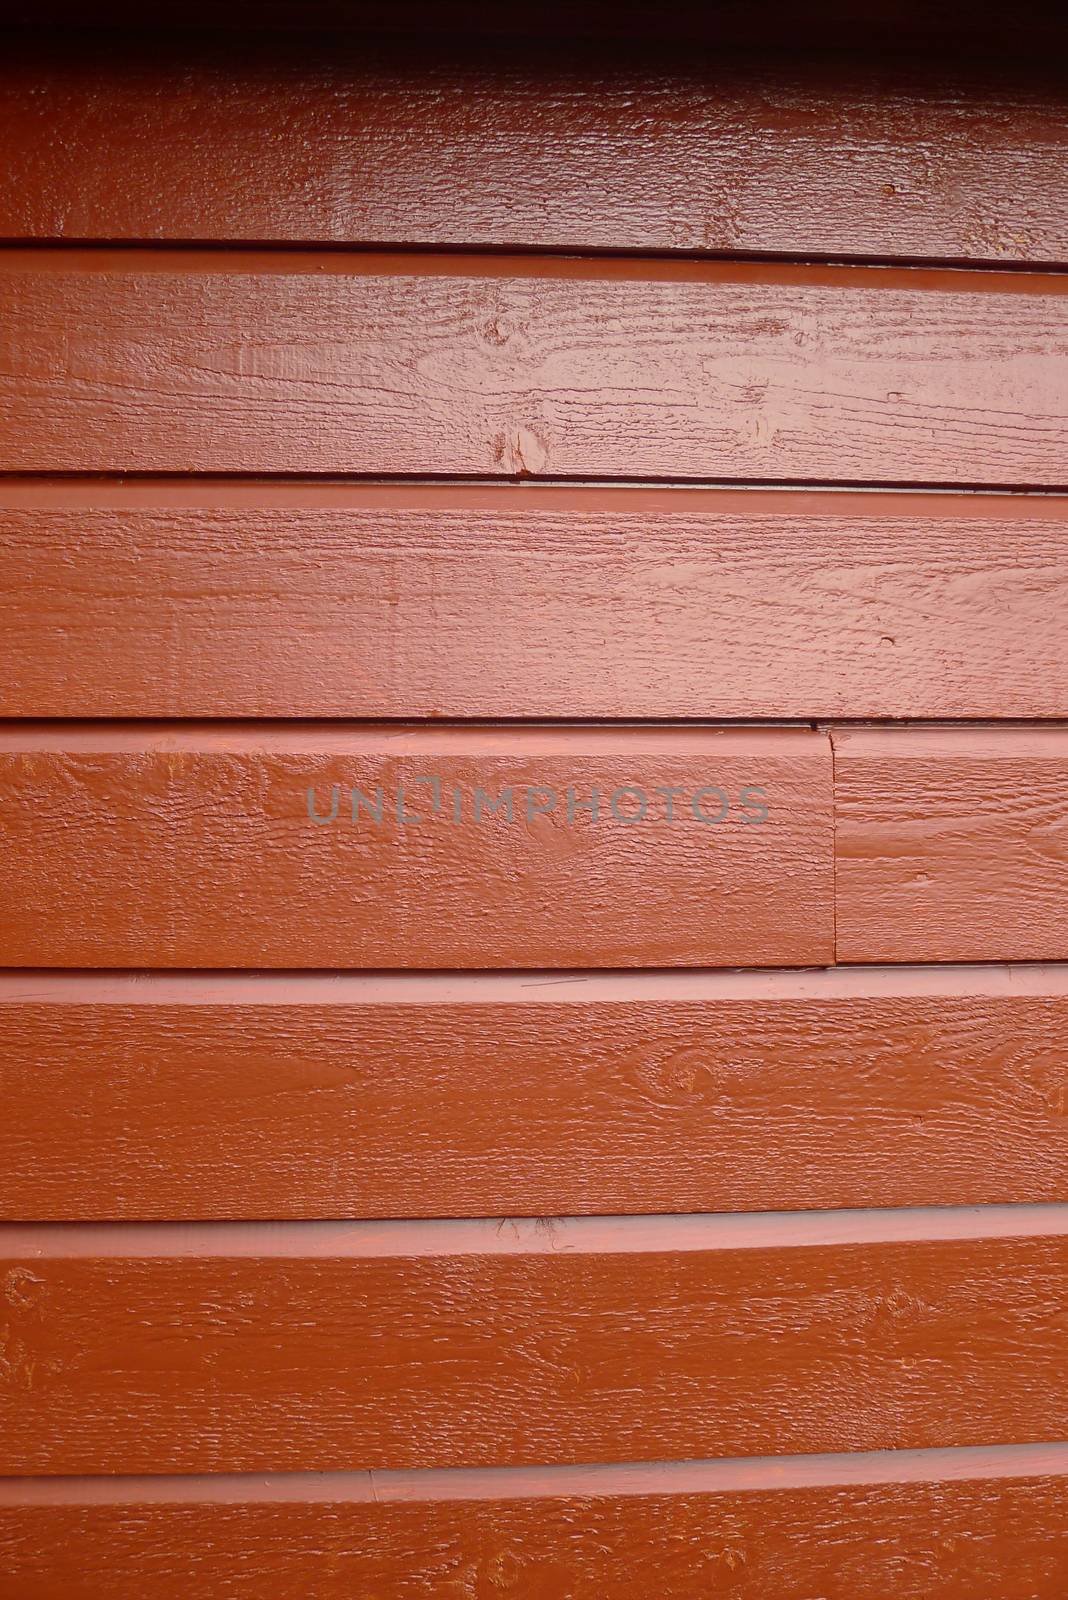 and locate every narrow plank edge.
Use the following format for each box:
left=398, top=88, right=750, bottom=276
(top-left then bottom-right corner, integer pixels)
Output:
left=3, top=249, right=1068, bottom=297
left=2, top=1442, right=1067, bottom=1506
left=0, top=722, right=818, bottom=753
left=831, top=725, right=1068, bottom=759
left=4, top=481, right=1068, bottom=518
left=3, top=964, right=1068, bottom=1004
left=4, top=1206, right=1068, bottom=1259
